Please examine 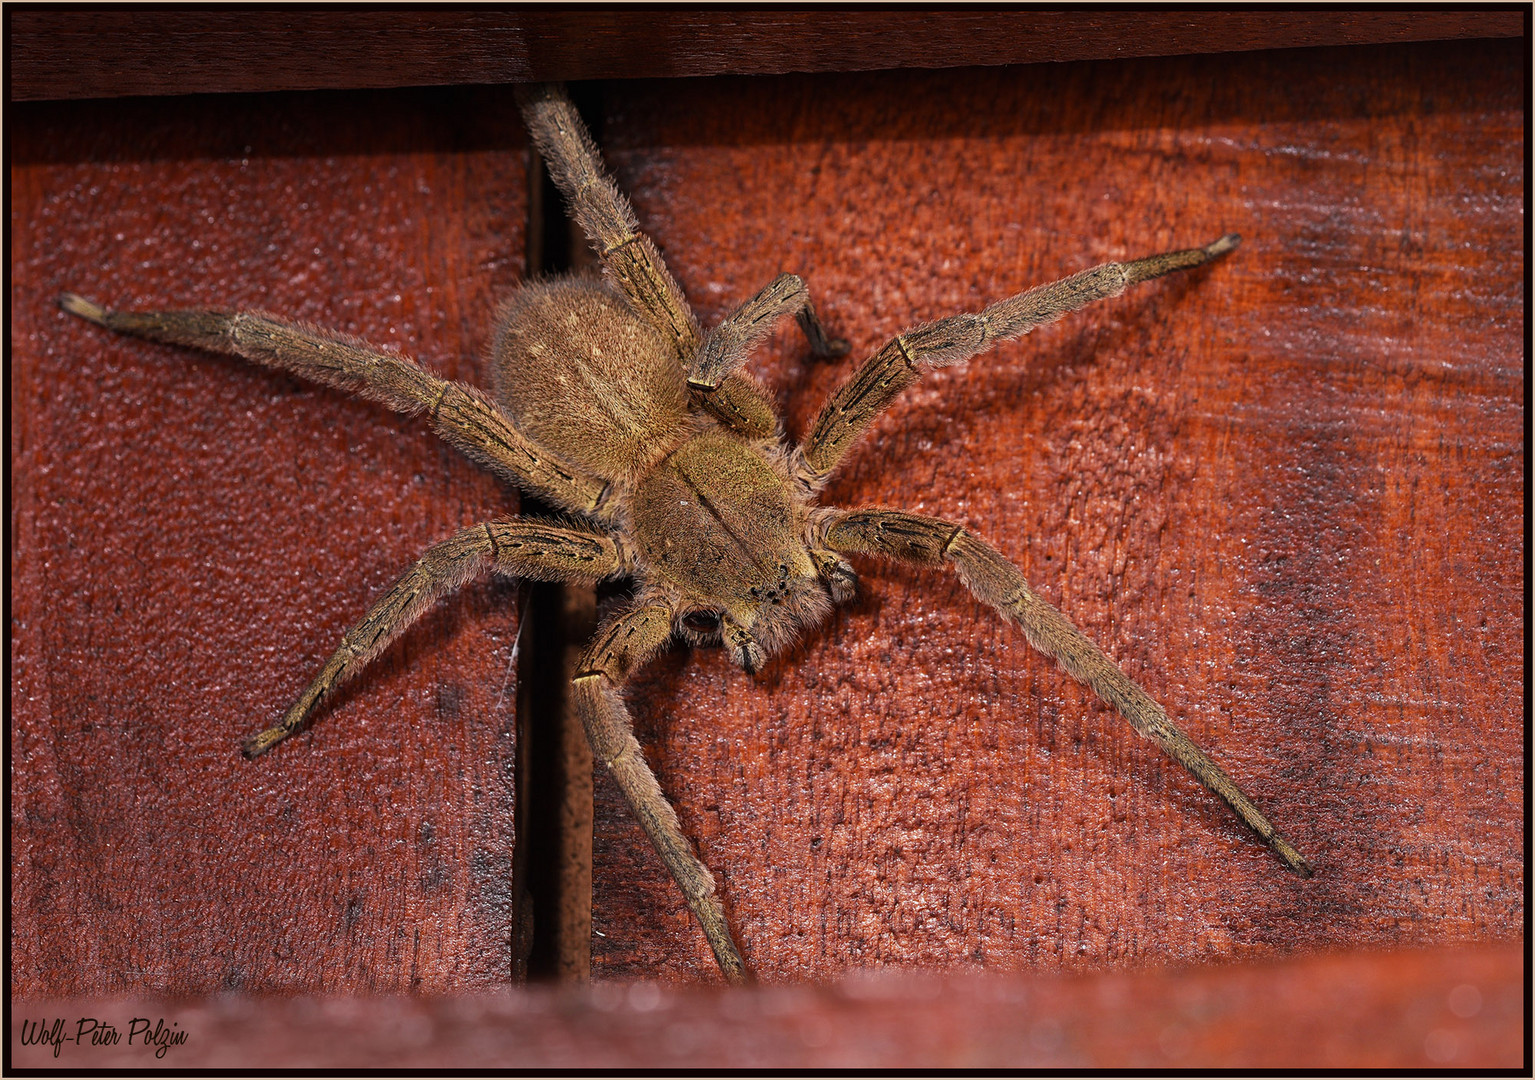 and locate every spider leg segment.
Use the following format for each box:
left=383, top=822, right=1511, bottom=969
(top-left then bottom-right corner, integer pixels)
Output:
left=689, top=372, right=784, bottom=440
left=685, top=272, right=851, bottom=440
left=58, top=294, right=610, bottom=518
left=810, top=548, right=859, bottom=603
left=515, top=83, right=702, bottom=360
left=516, top=83, right=785, bottom=443
left=818, top=506, right=1313, bottom=878
left=572, top=604, right=751, bottom=984
left=690, top=272, right=850, bottom=391
left=798, top=235, right=1241, bottom=482
left=241, top=519, right=625, bottom=758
